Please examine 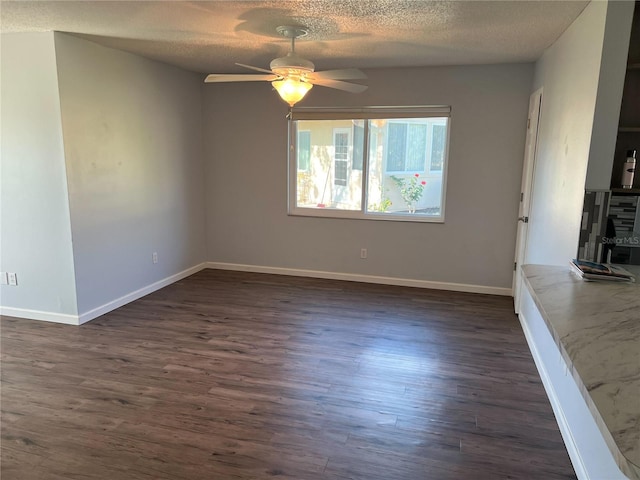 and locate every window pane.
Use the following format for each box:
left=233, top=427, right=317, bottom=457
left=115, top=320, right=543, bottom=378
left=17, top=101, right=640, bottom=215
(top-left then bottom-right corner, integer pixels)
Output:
left=294, top=120, right=361, bottom=211
left=298, top=131, right=311, bottom=171
left=367, top=117, right=447, bottom=217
